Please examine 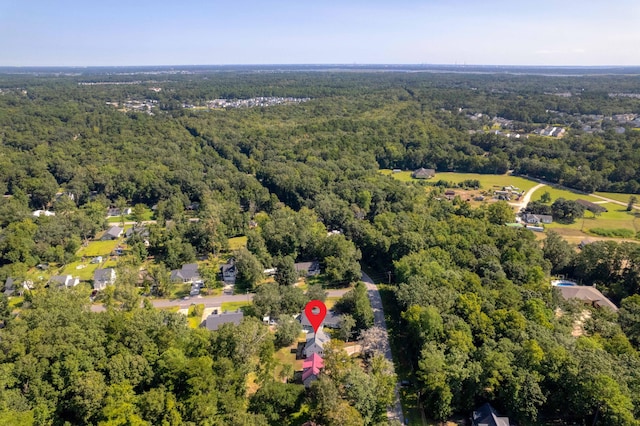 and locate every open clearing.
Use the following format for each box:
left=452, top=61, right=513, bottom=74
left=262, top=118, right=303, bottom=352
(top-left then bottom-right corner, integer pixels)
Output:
left=529, top=185, right=601, bottom=203
left=594, top=191, right=639, bottom=208
left=77, top=240, right=120, bottom=257
left=382, top=170, right=640, bottom=244
left=380, top=169, right=538, bottom=192
left=60, top=261, right=101, bottom=281
left=228, top=236, right=248, bottom=251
